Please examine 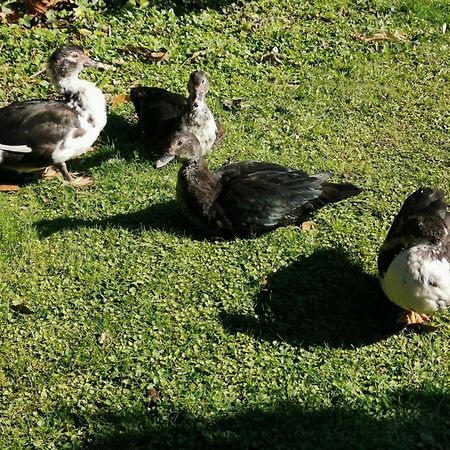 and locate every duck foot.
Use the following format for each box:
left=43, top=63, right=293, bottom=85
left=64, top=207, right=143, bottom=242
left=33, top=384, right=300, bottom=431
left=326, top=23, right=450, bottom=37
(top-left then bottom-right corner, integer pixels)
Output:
left=398, top=310, right=430, bottom=325
left=398, top=310, right=437, bottom=332
left=56, top=162, right=94, bottom=188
